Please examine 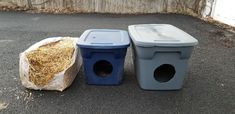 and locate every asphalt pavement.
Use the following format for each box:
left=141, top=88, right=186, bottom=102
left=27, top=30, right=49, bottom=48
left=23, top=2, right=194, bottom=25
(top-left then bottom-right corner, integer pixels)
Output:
left=0, top=11, right=234, bottom=114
